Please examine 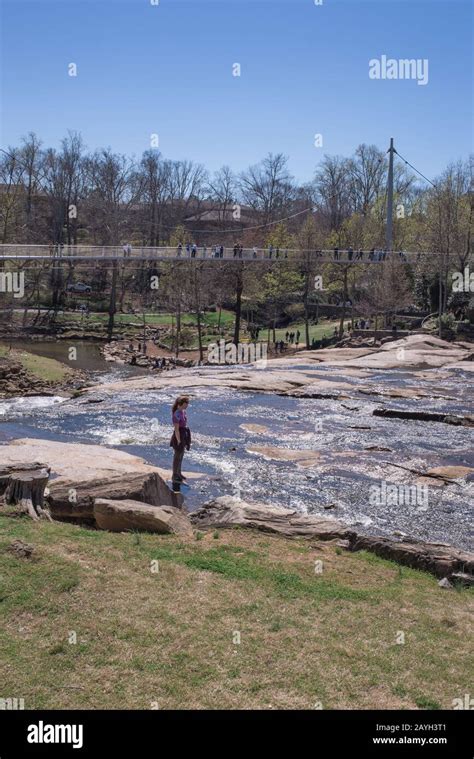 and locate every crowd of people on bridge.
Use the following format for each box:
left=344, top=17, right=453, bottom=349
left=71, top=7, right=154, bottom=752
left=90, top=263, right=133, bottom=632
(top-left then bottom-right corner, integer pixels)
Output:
left=171, top=243, right=411, bottom=262
left=44, top=240, right=414, bottom=263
